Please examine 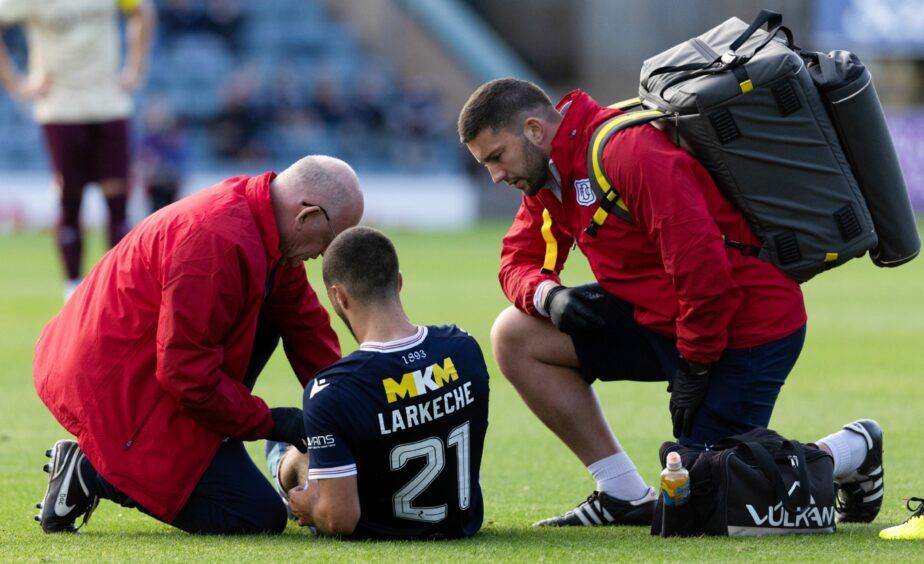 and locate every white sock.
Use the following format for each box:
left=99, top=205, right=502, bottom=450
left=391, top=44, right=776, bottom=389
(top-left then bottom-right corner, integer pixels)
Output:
left=64, top=279, right=81, bottom=302
left=817, top=428, right=869, bottom=479
left=587, top=452, right=649, bottom=501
